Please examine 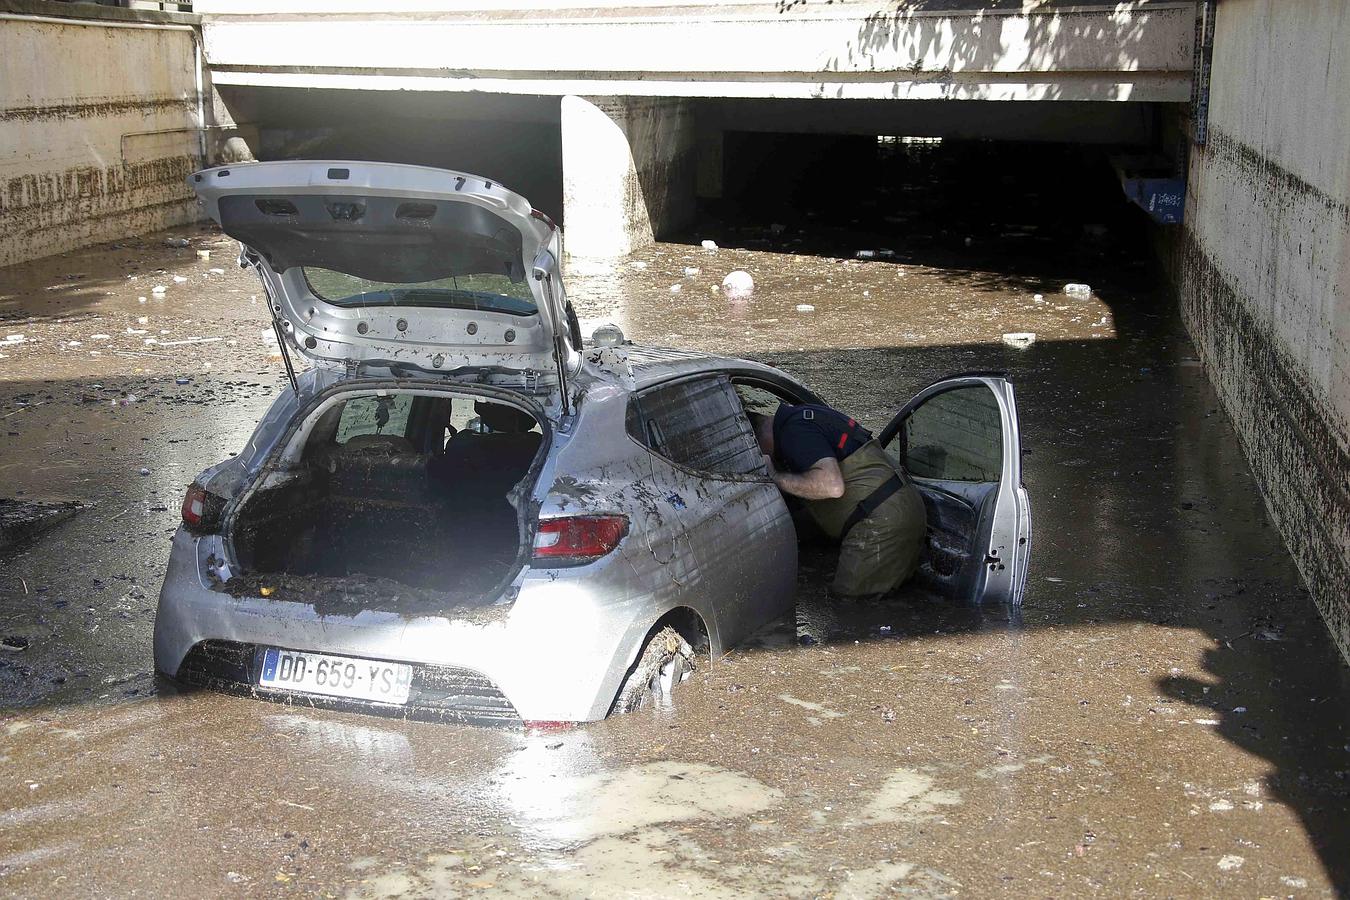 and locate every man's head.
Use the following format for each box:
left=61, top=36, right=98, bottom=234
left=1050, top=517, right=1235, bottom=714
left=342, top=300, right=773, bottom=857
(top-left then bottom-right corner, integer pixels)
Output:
left=748, top=411, right=775, bottom=456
